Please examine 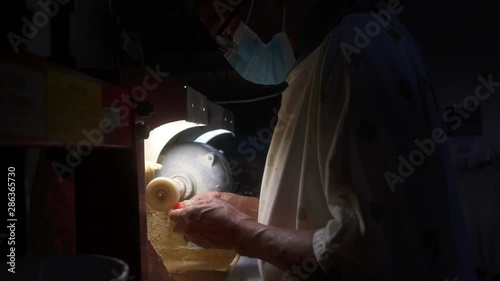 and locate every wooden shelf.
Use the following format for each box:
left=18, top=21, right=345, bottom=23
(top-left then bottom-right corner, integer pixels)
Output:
left=0, top=51, right=133, bottom=148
